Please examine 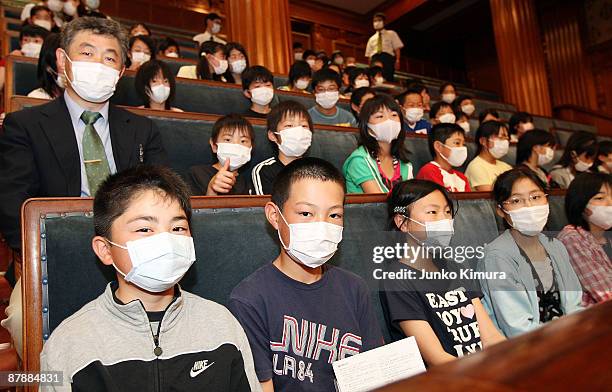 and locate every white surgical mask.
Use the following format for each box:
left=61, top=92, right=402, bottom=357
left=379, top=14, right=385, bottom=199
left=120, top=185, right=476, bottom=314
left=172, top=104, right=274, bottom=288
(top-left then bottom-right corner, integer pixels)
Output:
left=21, top=42, right=42, bottom=58
left=131, top=51, right=150, bottom=64
left=438, top=113, right=456, bottom=124
left=216, top=143, right=251, bottom=171
left=406, top=216, right=454, bottom=247
left=250, top=86, right=274, bottom=106
left=354, top=79, right=370, bottom=88
left=63, top=1, right=77, bottom=16
left=165, top=52, right=179, bottom=58
left=64, top=52, right=120, bottom=103
left=86, top=0, right=100, bottom=10
left=294, top=52, right=303, bottom=61
left=375, top=76, right=385, bottom=86
left=441, top=93, right=456, bottom=104
left=373, top=21, right=384, bottom=30
left=306, top=59, right=315, bottom=68
left=148, top=84, right=171, bottom=104
left=334, top=57, right=344, bottom=65
left=586, top=205, right=612, bottom=230
left=33, top=19, right=52, bottom=31
left=462, top=104, right=475, bottom=116
left=213, top=58, right=228, bottom=75
left=503, top=204, right=549, bottom=236
left=404, top=107, right=423, bottom=123
left=458, top=121, right=470, bottom=134
left=108, top=233, right=196, bottom=293
left=277, top=207, right=343, bottom=268
left=211, top=22, right=222, bottom=34
left=440, top=145, right=468, bottom=167
left=368, top=119, right=401, bottom=143
left=574, top=157, right=593, bottom=172
left=275, top=126, right=312, bottom=157
left=315, top=91, right=339, bottom=109
left=230, top=59, right=246, bottom=74
left=489, top=139, right=509, bottom=159
left=537, top=147, right=554, bottom=166
left=295, top=78, right=310, bottom=90
left=48, top=0, right=63, bottom=12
